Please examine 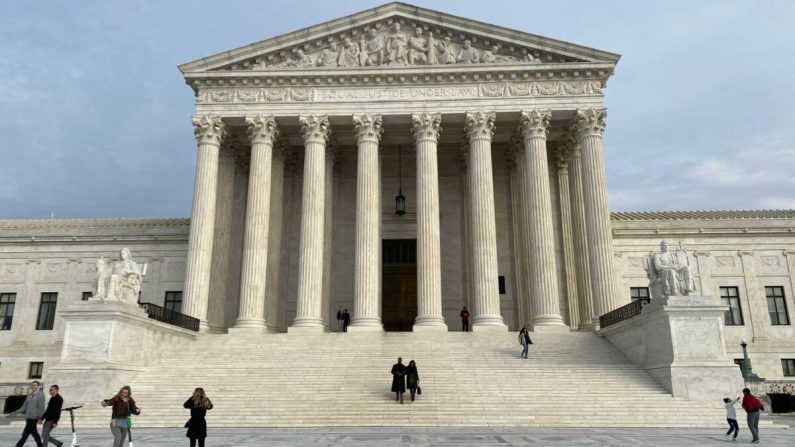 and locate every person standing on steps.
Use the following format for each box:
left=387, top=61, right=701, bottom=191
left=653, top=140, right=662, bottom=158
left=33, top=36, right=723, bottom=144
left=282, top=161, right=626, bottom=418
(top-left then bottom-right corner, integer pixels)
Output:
left=391, top=357, right=407, bottom=404
left=741, top=387, right=764, bottom=443
left=406, top=360, right=420, bottom=402
left=723, top=396, right=740, bottom=441
left=101, top=385, right=141, bottom=447
left=460, top=306, right=470, bottom=332
left=342, top=308, right=351, bottom=332
left=41, top=384, right=64, bottom=447
left=336, top=307, right=344, bottom=332
left=6, top=380, right=45, bottom=447
left=518, top=326, right=532, bottom=359
left=184, top=387, right=213, bottom=447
